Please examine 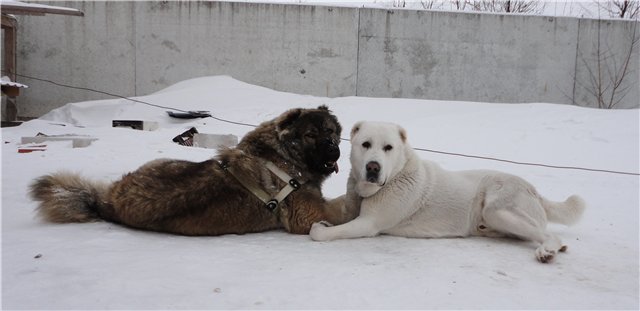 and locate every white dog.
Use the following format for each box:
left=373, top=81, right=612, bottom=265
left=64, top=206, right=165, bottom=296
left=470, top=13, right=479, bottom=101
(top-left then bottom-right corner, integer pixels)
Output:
left=310, top=121, right=586, bottom=263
